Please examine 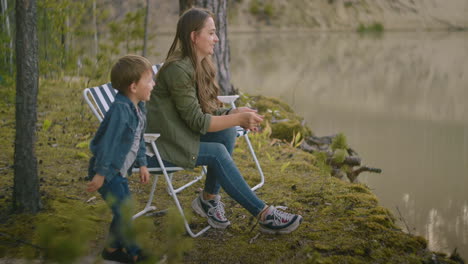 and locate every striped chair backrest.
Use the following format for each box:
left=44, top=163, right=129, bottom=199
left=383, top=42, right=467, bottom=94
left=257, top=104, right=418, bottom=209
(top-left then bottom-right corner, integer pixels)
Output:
left=83, top=64, right=162, bottom=122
